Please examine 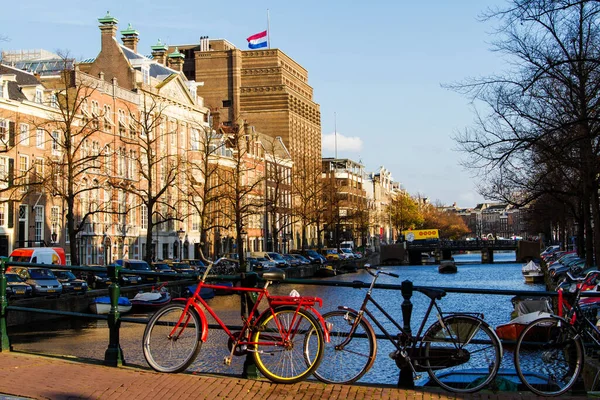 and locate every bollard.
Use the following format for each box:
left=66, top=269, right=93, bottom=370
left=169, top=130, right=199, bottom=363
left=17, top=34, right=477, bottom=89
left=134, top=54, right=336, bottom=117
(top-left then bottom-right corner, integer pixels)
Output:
left=104, top=264, right=125, bottom=366
left=240, top=270, right=259, bottom=379
left=0, top=258, right=9, bottom=352
left=398, top=279, right=414, bottom=389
